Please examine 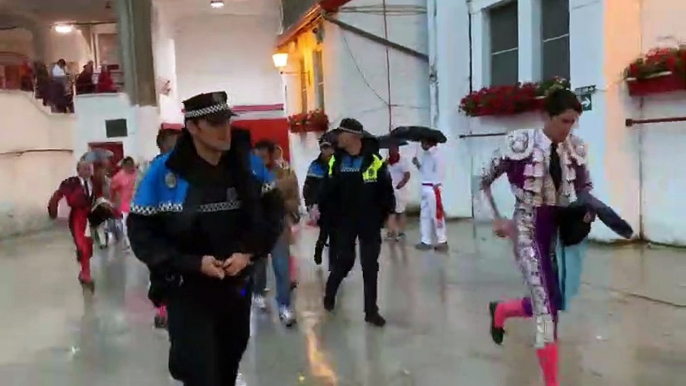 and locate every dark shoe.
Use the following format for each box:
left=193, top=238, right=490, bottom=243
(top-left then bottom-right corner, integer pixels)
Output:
left=415, top=243, right=432, bottom=251
left=323, top=296, right=335, bottom=312
left=290, top=281, right=298, bottom=292
left=365, top=313, right=386, bottom=327
left=489, top=301, right=505, bottom=345
left=434, top=242, right=449, bottom=252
